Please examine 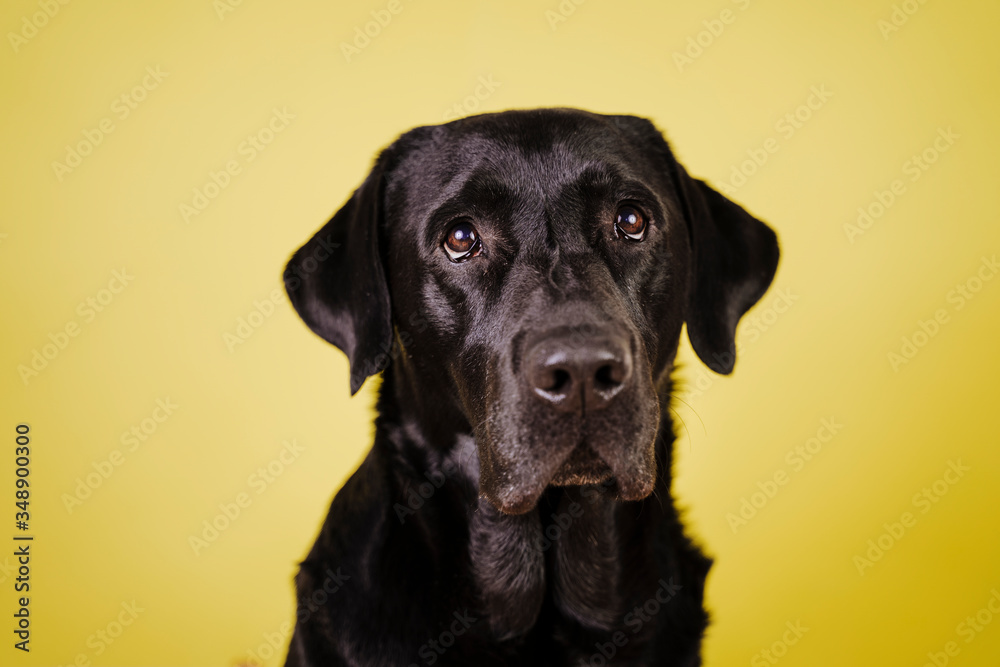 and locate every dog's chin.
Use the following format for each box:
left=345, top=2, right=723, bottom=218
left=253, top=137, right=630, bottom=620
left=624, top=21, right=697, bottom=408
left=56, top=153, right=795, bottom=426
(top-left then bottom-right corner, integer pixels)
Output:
left=552, top=440, right=658, bottom=502
left=549, top=442, right=615, bottom=487
left=483, top=486, right=545, bottom=515
left=483, top=442, right=656, bottom=515
left=612, top=469, right=657, bottom=502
